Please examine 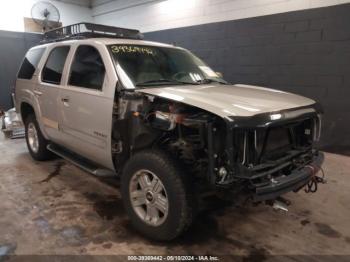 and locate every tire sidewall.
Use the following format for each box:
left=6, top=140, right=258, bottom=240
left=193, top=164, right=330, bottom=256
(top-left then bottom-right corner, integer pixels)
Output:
left=25, top=114, right=49, bottom=161
left=121, top=151, right=190, bottom=240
